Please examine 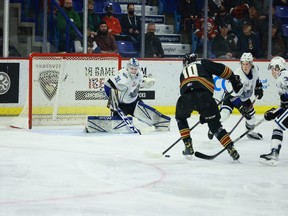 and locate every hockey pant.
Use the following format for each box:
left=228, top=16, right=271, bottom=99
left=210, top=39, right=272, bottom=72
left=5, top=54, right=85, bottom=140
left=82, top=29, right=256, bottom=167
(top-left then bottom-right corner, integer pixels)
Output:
left=269, top=108, right=288, bottom=149
left=133, top=101, right=171, bottom=131
left=176, top=91, right=233, bottom=147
